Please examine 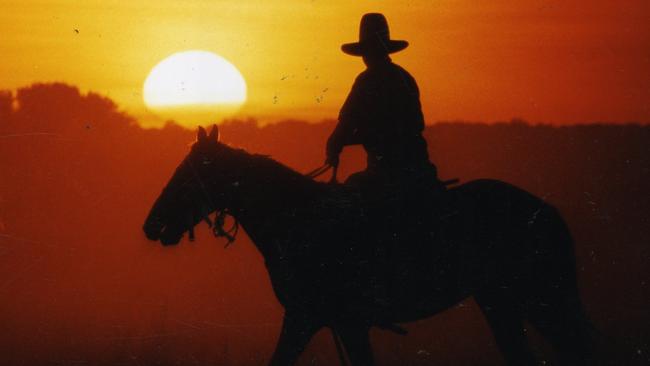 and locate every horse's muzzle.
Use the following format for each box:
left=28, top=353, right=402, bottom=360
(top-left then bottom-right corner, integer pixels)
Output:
left=143, top=218, right=163, bottom=241
left=159, top=231, right=183, bottom=246
left=144, top=217, right=184, bottom=245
